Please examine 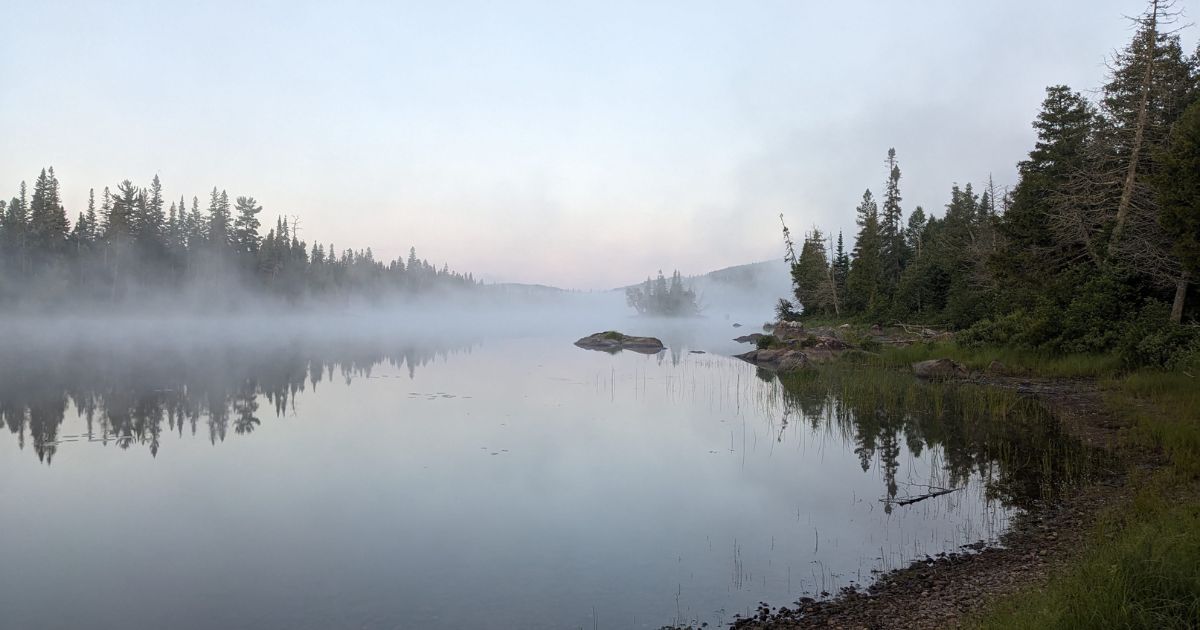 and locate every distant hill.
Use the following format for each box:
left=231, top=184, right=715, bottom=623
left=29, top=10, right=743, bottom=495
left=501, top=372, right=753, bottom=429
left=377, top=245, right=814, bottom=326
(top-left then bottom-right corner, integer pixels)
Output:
left=698, top=259, right=789, bottom=288
left=616, top=259, right=789, bottom=291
